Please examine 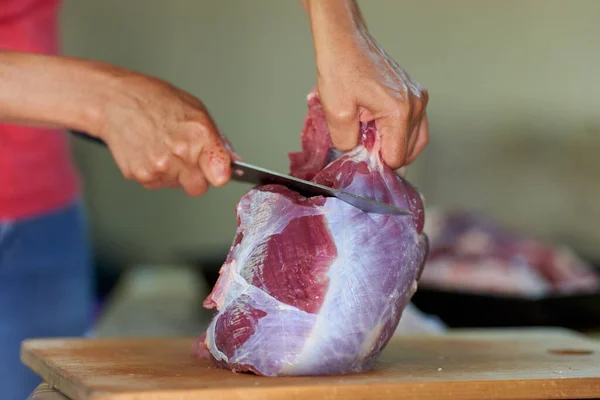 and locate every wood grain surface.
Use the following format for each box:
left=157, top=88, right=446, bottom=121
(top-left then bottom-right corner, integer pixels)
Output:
left=21, top=328, right=600, bottom=400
